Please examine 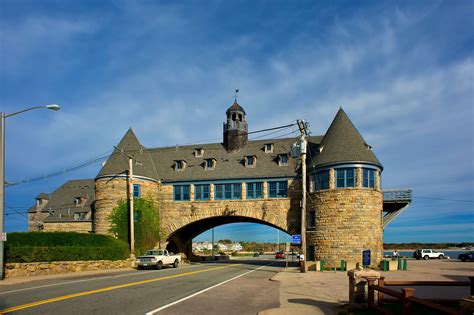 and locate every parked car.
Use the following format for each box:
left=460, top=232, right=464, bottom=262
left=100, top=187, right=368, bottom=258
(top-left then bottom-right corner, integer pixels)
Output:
left=413, top=249, right=444, bottom=260
left=136, top=249, right=181, bottom=270
left=458, top=252, right=474, bottom=262
left=275, top=251, right=285, bottom=259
